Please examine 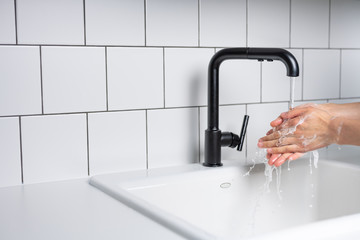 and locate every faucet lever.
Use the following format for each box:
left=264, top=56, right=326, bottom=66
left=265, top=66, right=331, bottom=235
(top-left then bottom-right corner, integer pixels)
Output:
left=237, top=115, right=249, bottom=151
left=220, top=115, right=249, bottom=151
